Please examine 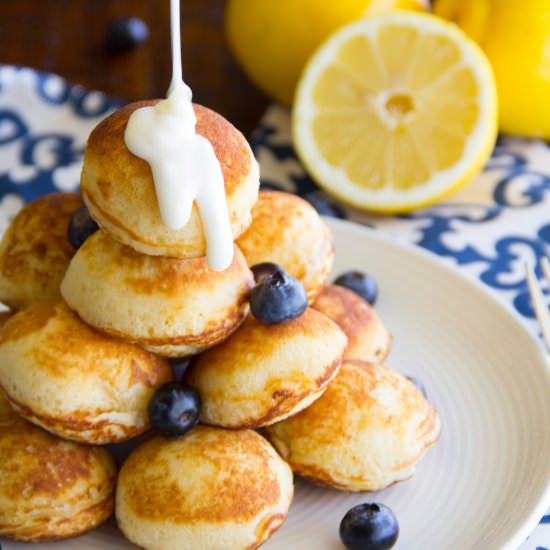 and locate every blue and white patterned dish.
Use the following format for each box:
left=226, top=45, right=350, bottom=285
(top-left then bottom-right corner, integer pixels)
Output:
left=0, top=65, right=550, bottom=549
